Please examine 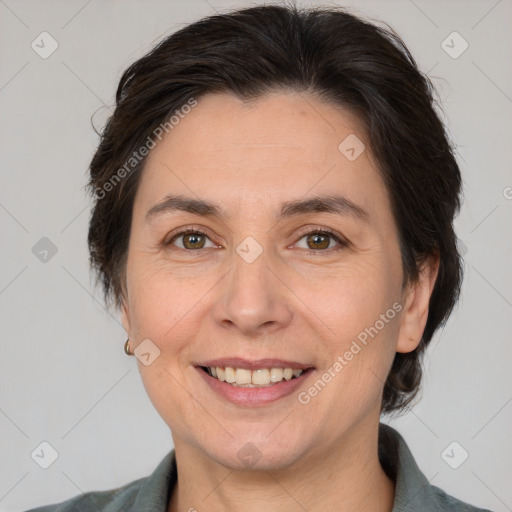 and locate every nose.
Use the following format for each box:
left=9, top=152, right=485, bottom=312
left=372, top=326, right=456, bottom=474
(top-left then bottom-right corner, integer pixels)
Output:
left=212, top=246, right=293, bottom=337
